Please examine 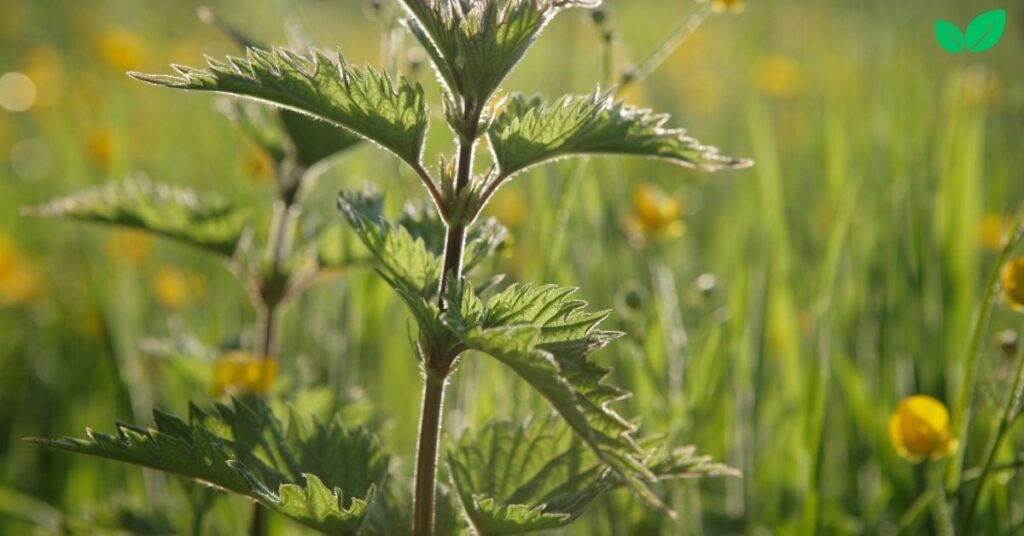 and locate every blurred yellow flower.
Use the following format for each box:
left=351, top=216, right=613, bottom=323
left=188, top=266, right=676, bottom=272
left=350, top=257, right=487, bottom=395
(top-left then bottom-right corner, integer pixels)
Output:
left=888, top=395, right=957, bottom=462
left=86, top=128, right=115, bottom=169
left=97, top=29, right=148, bottom=72
left=709, top=0, right=746, bottom=14
left=487, top=188, right=527, bottom=229
left=623, top=183, right=684, bottom=247
left=755, top=54, right=803, bottom=100
left=978, top=214, right=1012, bottom=252
left=0, top=234, right=43, bottom=307
left=105, top=230, right=152, bottom=267
left=1001, top=257, right=1024, bottom=311
left=21, top=46, right=64, bottom=111
left=150, top=267, right=204, bottom=311
left=213, top=351, right=278, bottom=396
left=961, top=65, right=1001, bottom=108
